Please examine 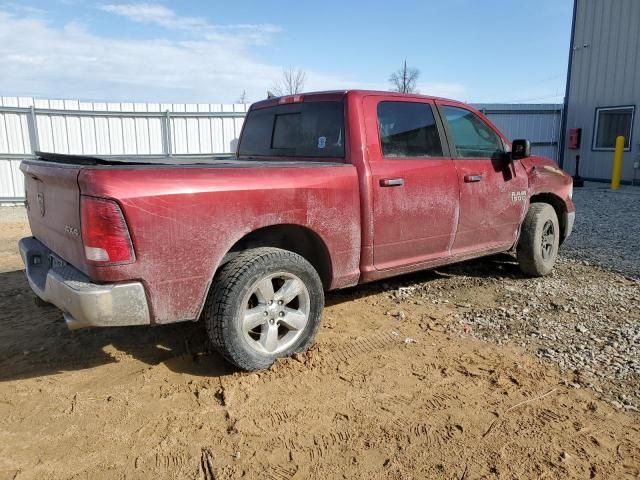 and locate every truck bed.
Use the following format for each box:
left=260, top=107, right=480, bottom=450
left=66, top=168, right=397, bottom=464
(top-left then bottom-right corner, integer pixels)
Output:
left=22, top=152, right=362, bottom=324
